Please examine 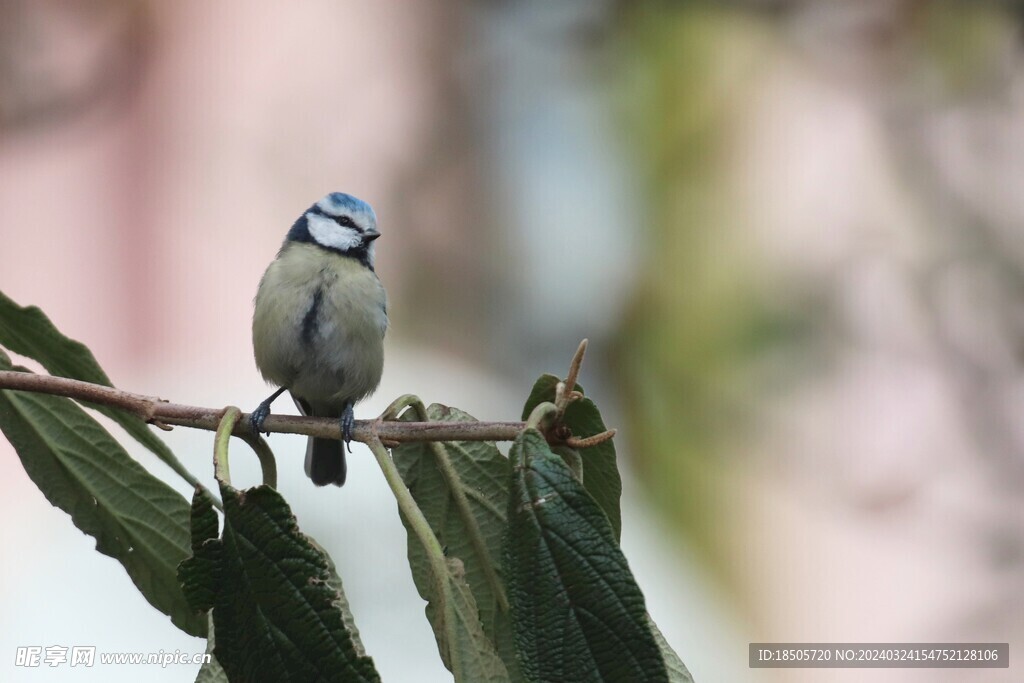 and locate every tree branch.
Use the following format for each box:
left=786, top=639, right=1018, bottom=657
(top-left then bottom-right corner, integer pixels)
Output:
left=0, top=370, right=532, bottom=445
left=0, top=336, right=618, bottom=450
